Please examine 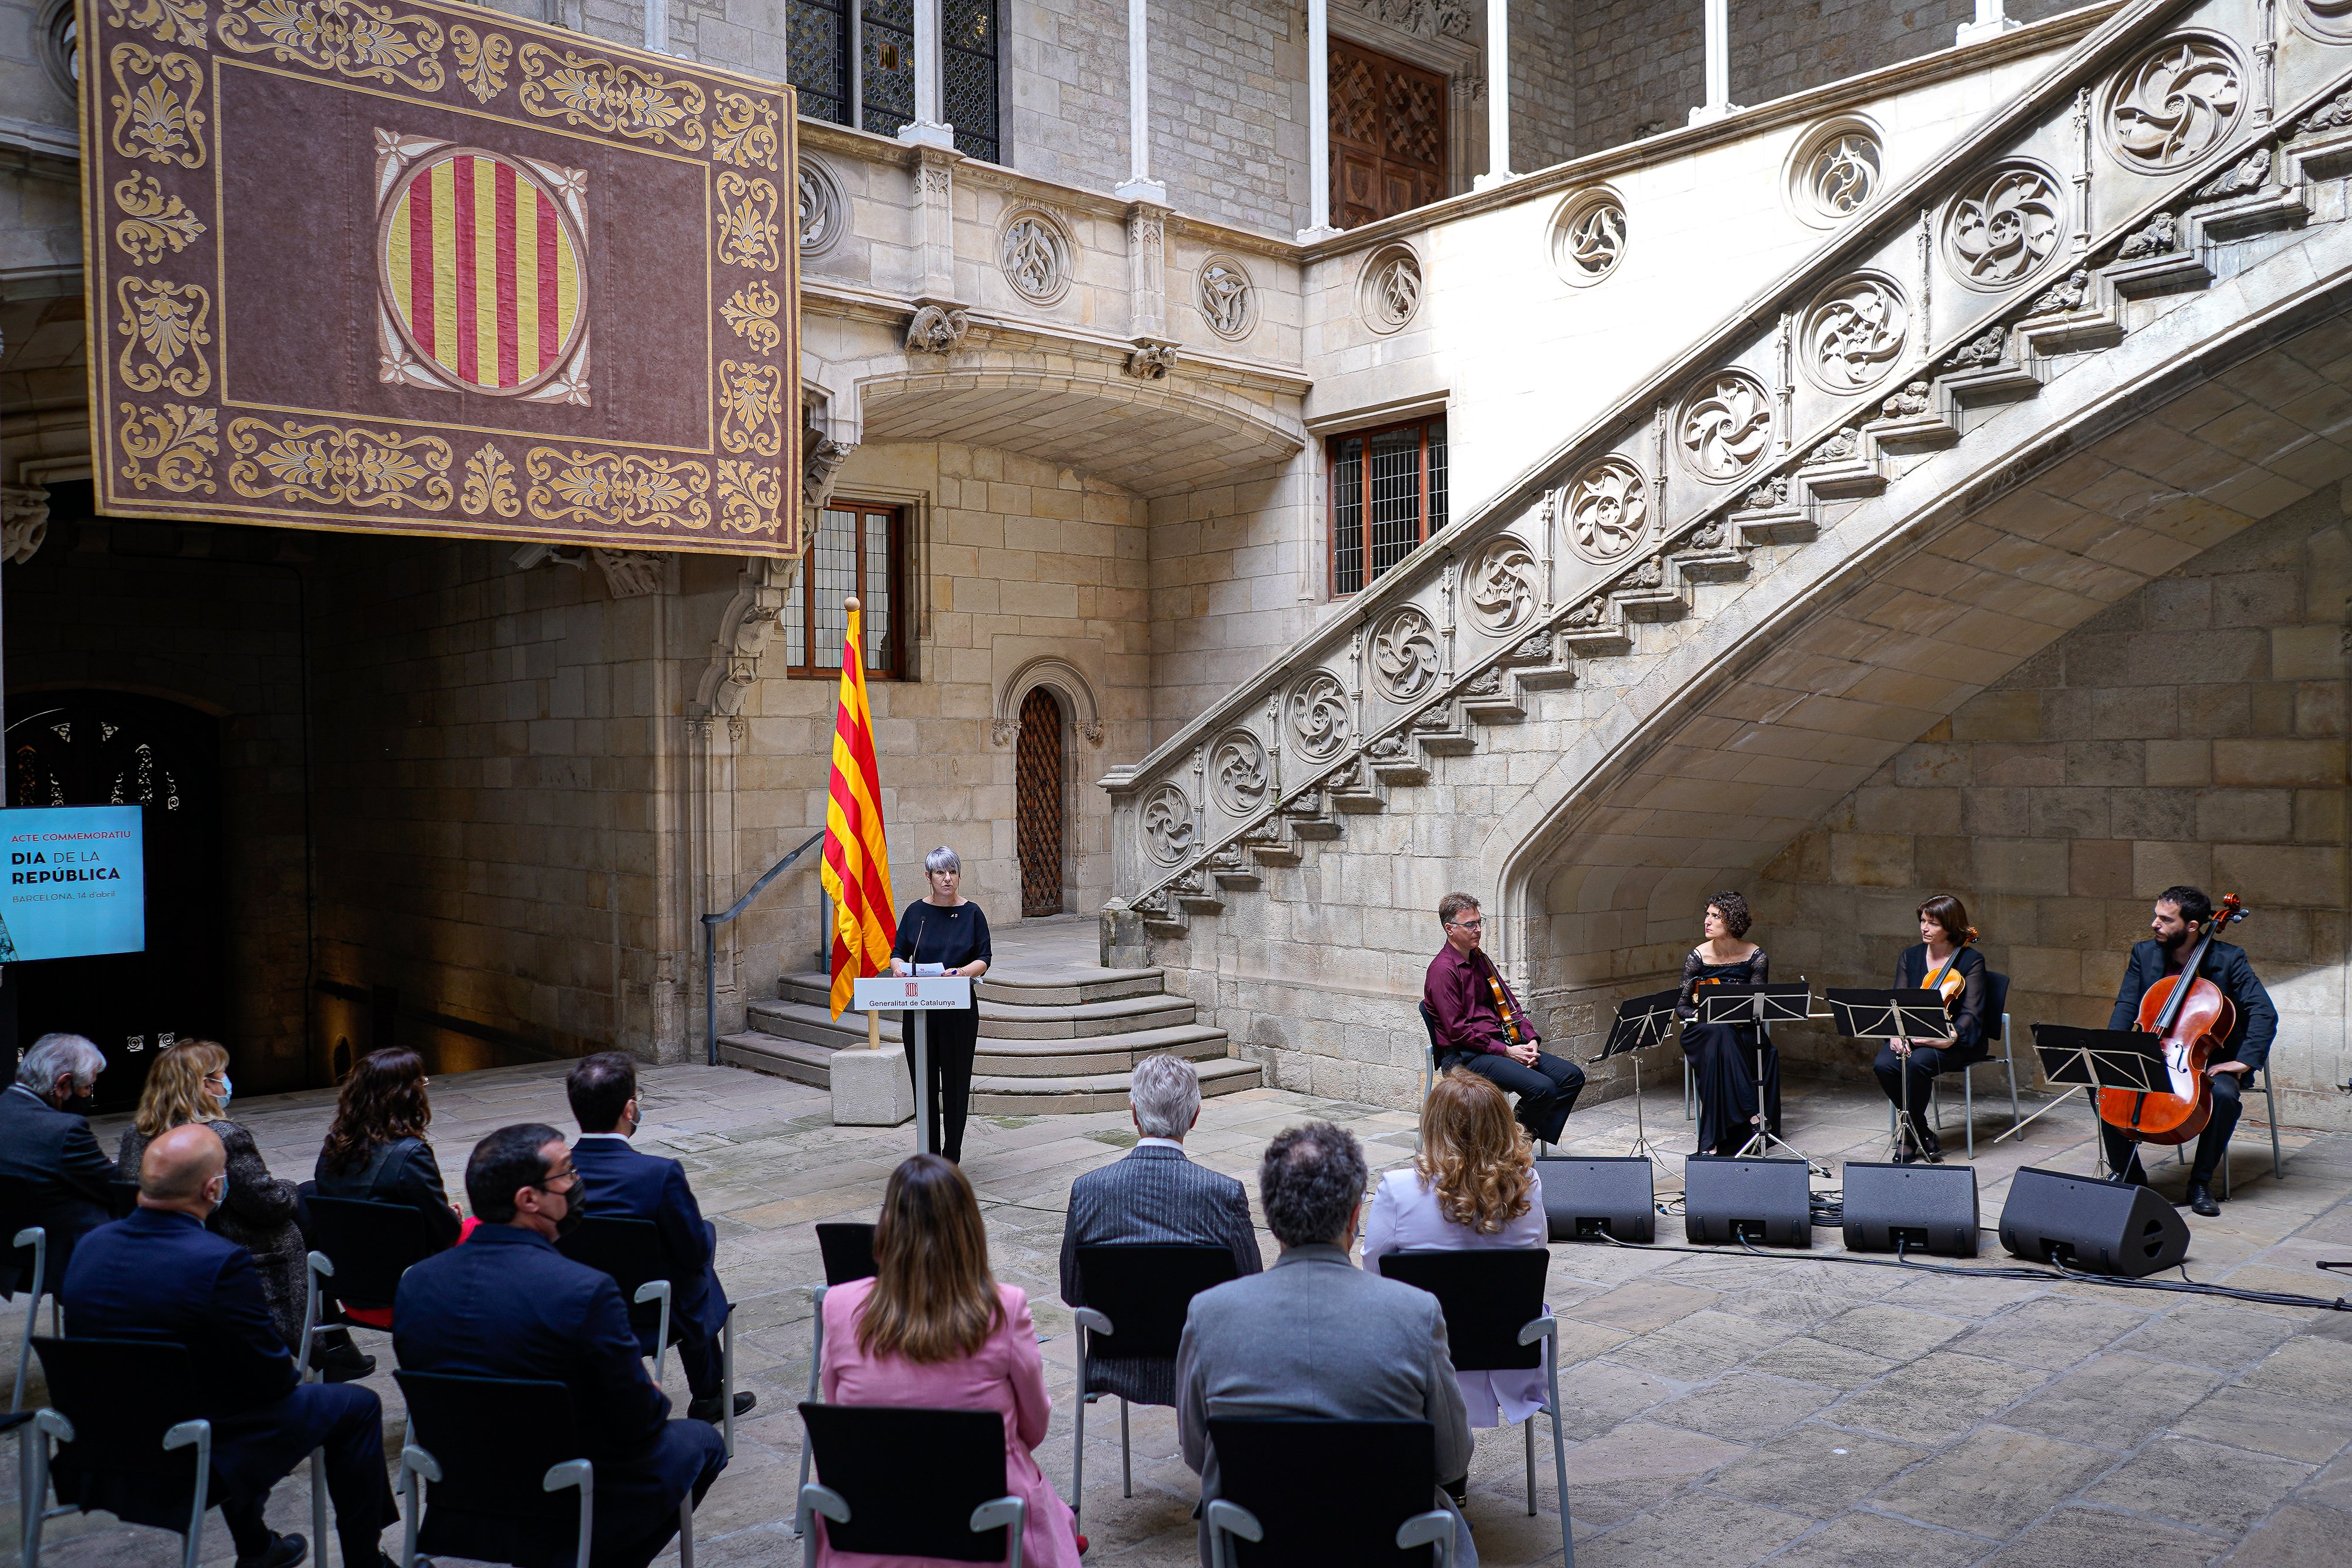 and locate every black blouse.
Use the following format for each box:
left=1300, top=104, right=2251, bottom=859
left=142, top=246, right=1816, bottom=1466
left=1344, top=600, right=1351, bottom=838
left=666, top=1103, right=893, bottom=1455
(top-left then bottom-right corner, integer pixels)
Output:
left=1896, top=942, right=1989, bottom=1054
left=1676, top=947, right=1769, bottom=1022
left=893, top=898, right=993, bottom=977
